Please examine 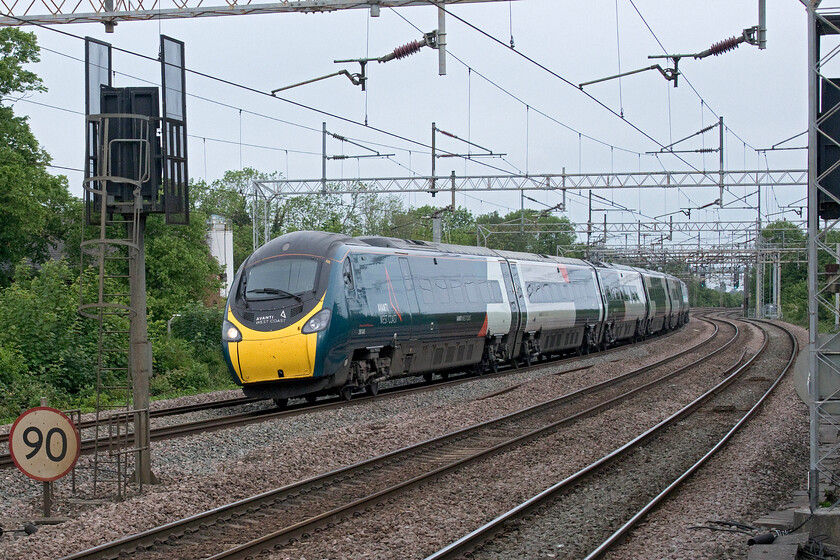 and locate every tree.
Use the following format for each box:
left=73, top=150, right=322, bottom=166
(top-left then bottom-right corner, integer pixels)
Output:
left=478, top=210, right=577, bottom=255
left=191, top=168, right=267, bottom=270
left=144, top=211, right=223, bottom=323
left=390, top=205, right=475, bottom=244
left=0, top=29, right=72, bottom=286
